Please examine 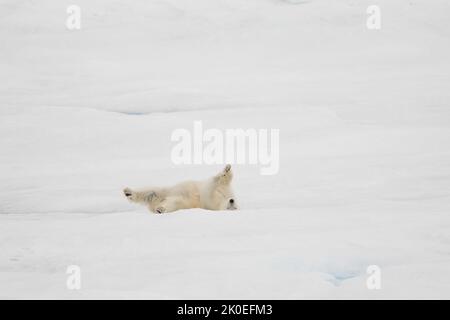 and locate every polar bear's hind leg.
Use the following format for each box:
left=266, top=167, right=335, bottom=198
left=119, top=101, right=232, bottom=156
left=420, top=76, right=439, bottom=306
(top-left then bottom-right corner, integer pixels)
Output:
left=154, top=196, right=186, bottom=214
left=124, top=187, right=158, bottom=204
